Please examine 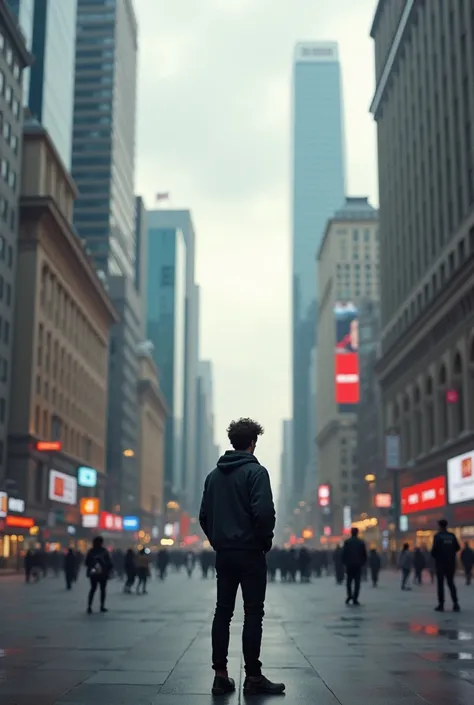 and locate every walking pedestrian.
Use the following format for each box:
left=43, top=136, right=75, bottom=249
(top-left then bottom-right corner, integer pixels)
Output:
left=413, top=547, right=426, bottom=585
left=85, top=536, right=112, bottom=614
left=369, top=548, right=381, bottom=587
left=431, top=518, right=460, bottom=612
left=333, top=545, right=344, bottom=585
left=64, top=548, right=77, bottom=590
left=124, top=549, right=136, bottom=593
left=199, top=417, right=285, bottom=696
left=461, top=541, right=474, bottom=585
left=136, top=548, right=151, bottom=594
left=156, top=548, right=169, bottom=580
left=342, top=527, right=367, bottom=605
left=399, top=543, right=413, bottom=590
